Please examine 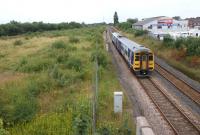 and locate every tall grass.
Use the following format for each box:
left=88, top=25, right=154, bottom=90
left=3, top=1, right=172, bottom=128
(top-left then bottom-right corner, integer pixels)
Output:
left=0, top=26, right=134, bottom=134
